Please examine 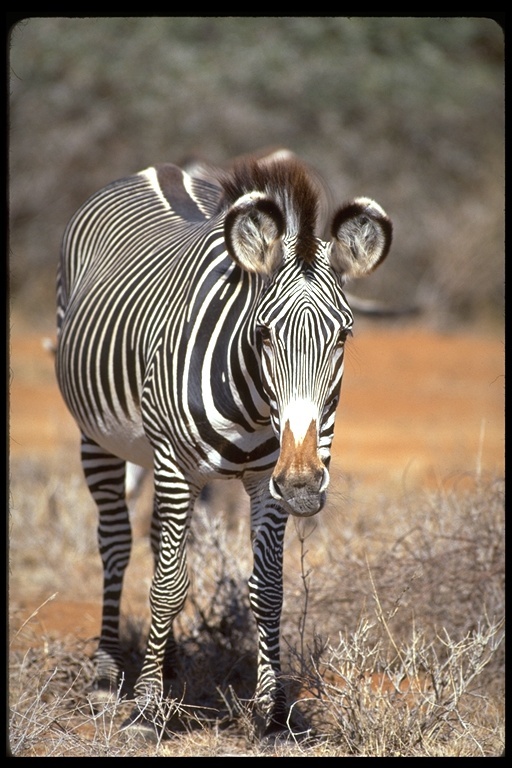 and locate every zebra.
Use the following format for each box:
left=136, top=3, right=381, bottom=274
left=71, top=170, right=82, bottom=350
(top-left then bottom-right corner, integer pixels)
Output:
left=55, top=150, right=392, bottom=739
